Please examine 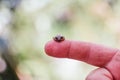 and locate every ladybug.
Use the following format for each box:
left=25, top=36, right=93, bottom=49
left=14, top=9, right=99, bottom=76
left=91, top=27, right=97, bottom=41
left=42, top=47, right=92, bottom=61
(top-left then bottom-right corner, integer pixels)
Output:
left=53, top=35, right=65, bottom=42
